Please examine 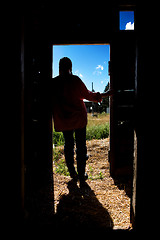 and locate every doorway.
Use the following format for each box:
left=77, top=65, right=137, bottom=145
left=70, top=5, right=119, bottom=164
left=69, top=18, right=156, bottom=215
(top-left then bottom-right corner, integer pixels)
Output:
left=52, top=44, right=111, bottom=150
left=52, top=44, right=131, bottom=229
